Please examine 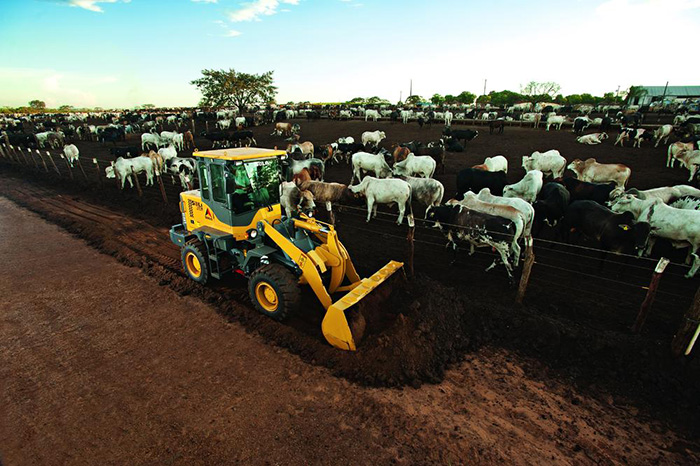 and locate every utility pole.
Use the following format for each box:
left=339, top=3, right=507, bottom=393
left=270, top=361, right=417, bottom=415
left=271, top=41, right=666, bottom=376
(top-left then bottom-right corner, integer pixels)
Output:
left=483, top=79, right=487, bottom=96
left=409, top=79, right=413, bottom=97
left=399, top=90, right=402, bottom=103
left=661, top=80, right=669, bottom=104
